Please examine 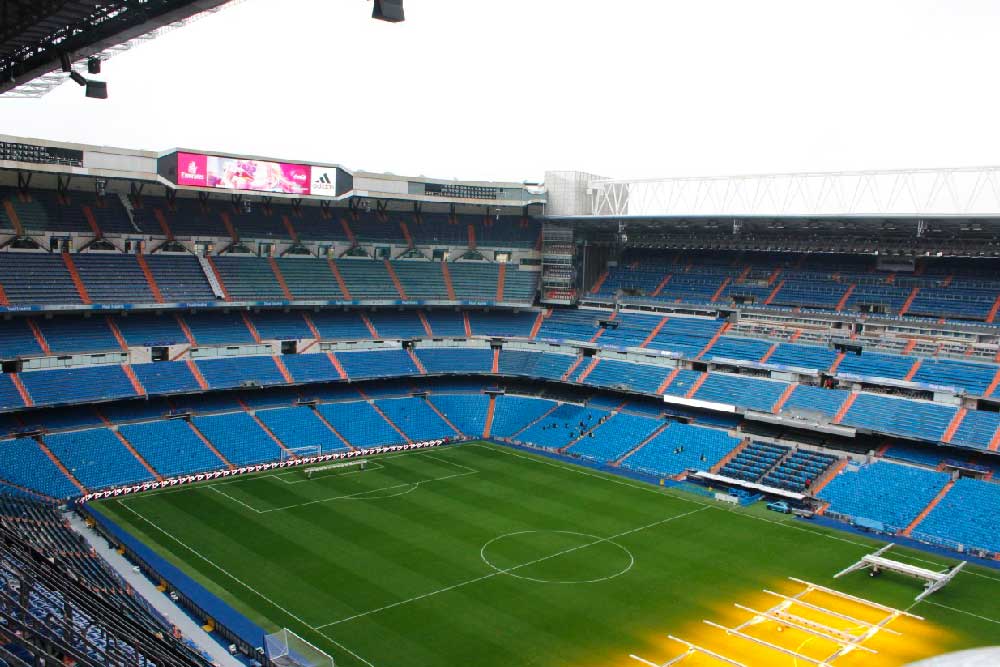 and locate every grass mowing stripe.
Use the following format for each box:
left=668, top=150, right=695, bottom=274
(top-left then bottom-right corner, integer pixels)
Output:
left=116, top=495, right=379, bottom=666
left=923, top=601, right=1000, bottom=625
left=477, top=443, right=1000, bottom=585
left=315, top=505, right=709, bottom=628
left=94, top=442, right=1000, bottom=667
